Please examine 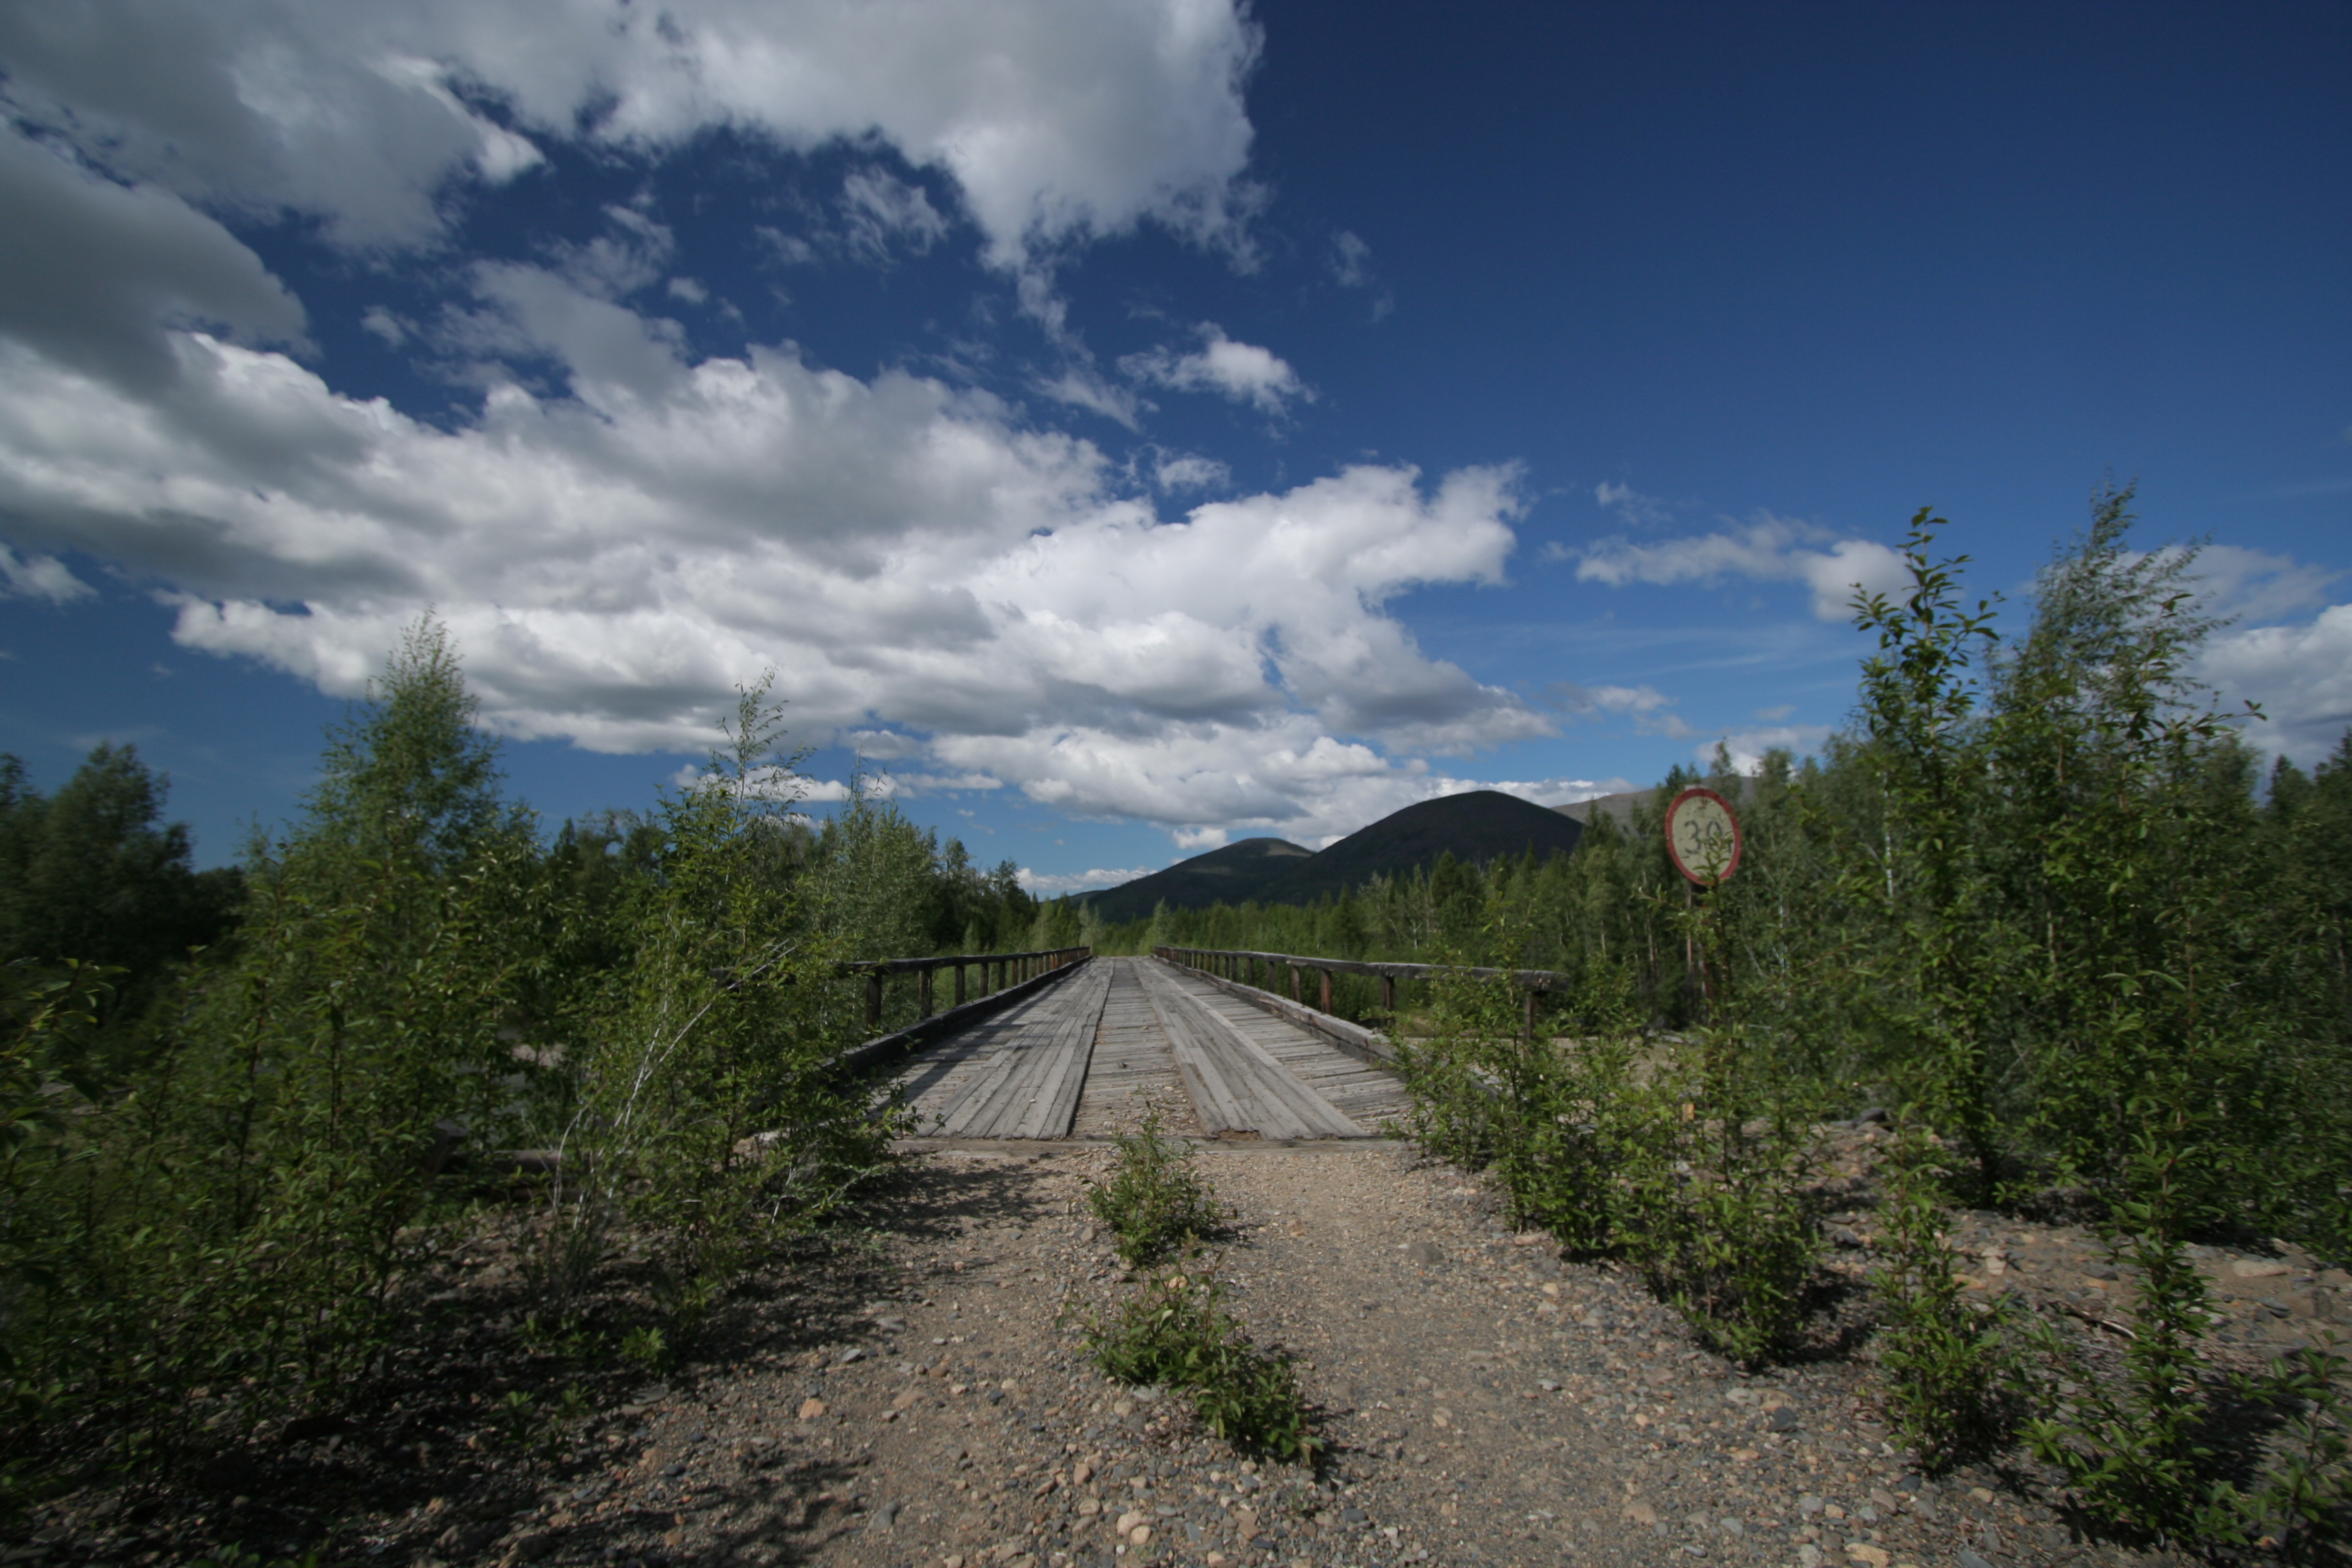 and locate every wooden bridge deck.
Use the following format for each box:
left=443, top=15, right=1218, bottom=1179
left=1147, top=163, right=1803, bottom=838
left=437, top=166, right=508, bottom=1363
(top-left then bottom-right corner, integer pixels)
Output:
left=894, top=956, right=1409, bottom=1141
